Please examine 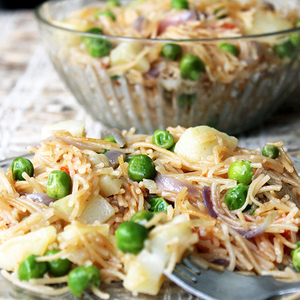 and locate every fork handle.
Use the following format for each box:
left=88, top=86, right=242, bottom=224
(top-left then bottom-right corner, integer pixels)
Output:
left=271, top=281, right=300, bottom=298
